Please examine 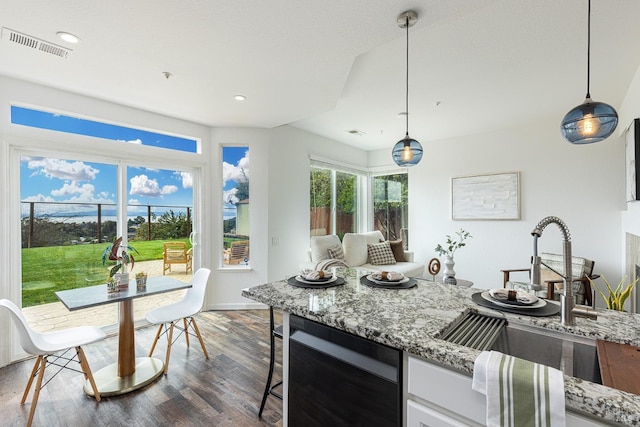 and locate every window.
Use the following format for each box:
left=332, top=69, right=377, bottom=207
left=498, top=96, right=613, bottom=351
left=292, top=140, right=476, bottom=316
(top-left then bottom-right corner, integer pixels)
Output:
left=372, top=172, right=408, bottom=246
left=11, top=105, right=198, bottom=153
left=222, top=147, right=250, bottom=266
left=310, top=164, right=361, bottom=238
left=19, top=156, right=195, bottom=311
